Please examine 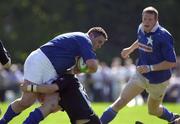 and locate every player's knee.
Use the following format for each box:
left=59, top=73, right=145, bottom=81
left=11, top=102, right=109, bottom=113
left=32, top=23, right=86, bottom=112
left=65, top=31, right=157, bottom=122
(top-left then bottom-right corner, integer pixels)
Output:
left=87, top=114, right=101, bottom=124
left=76, top=114, right=101, bottom=124
left=148, top=109, right=159, bottom=116
left=51, top=104, right=60, bottom=113
left=17, top=97, right=35, bottom=109
left=44, top=100, right=59, bottom=113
